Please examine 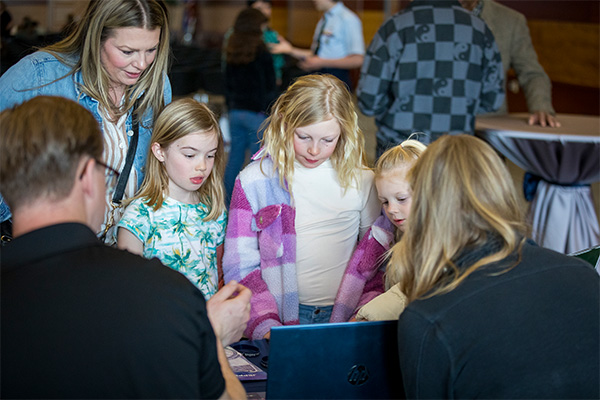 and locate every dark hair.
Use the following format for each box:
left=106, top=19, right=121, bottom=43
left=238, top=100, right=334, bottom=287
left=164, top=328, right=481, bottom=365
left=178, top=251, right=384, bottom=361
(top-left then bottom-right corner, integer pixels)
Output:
left=247, top=0, right=271, bottom=6
left=226, top=8, right=267, bottom=65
